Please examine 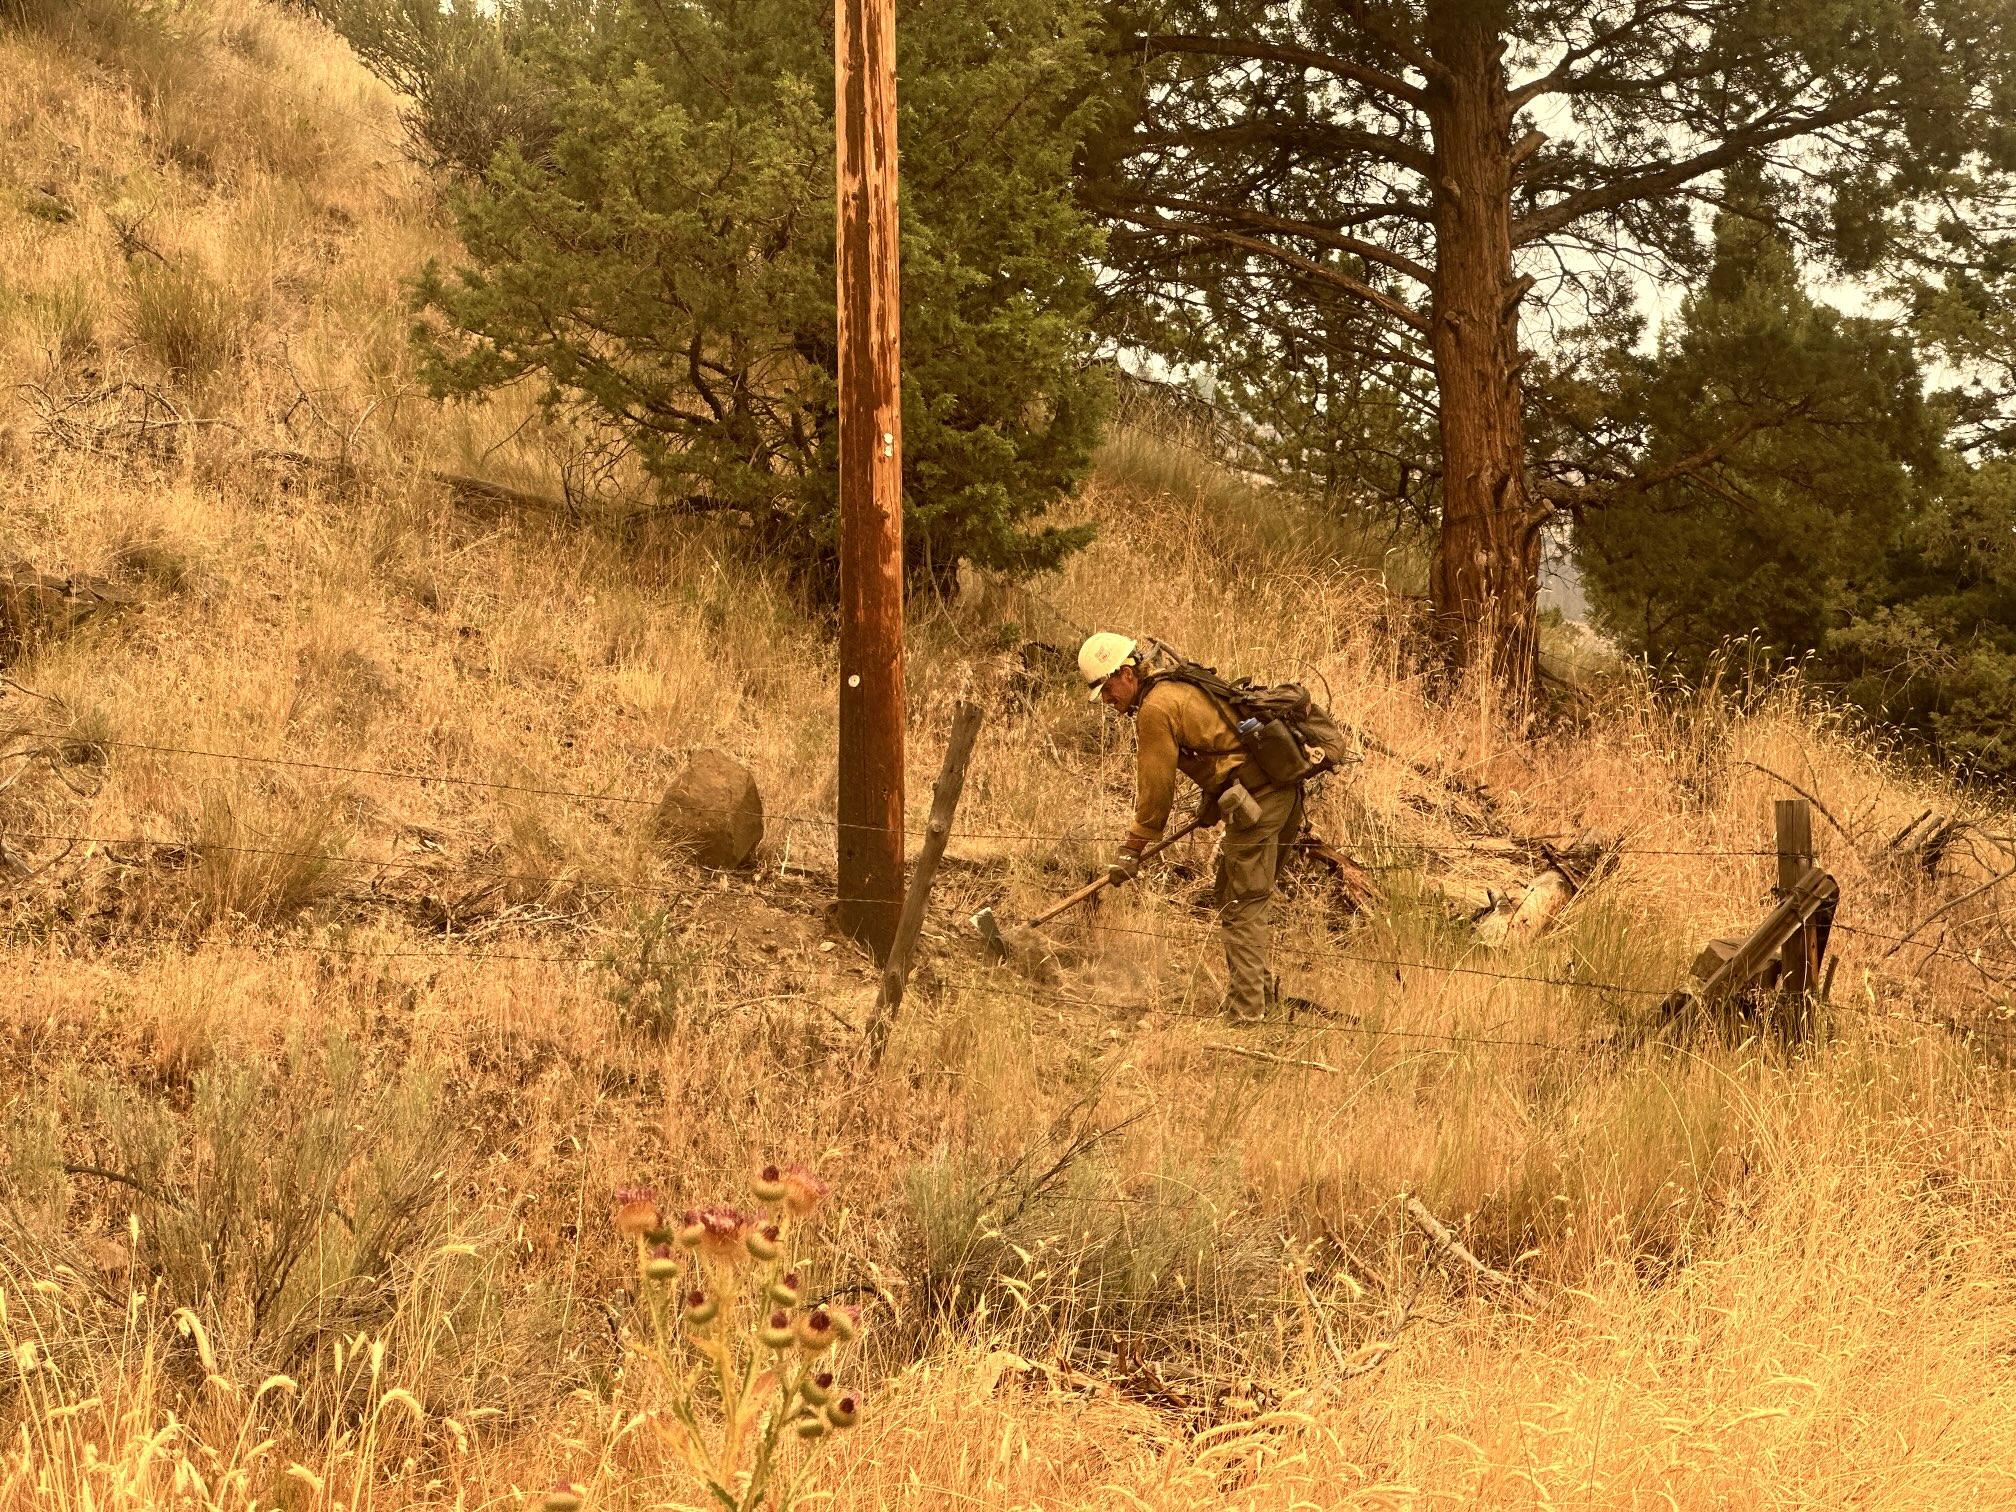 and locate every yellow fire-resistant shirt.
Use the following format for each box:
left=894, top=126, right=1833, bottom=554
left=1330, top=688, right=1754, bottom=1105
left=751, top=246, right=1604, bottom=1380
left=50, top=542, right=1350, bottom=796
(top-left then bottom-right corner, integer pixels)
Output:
left=1127, top=677, right=1247, bottom=846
